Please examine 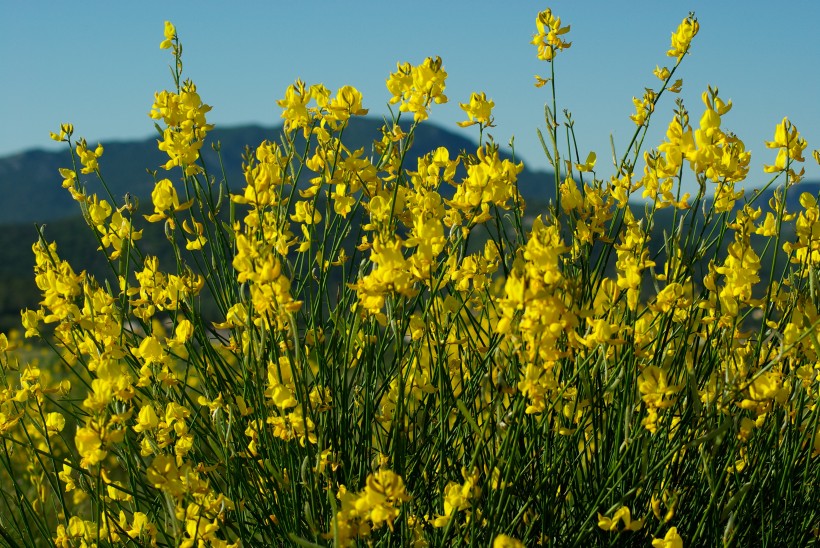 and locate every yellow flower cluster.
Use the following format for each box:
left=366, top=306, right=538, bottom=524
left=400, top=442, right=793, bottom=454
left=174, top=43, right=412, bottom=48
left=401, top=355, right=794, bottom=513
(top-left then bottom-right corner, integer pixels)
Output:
left=450, top=145, right=525, bottom=221
left=598, top=505, right=644, bottom=532
left=277, top=79, right=368, bottom=137
left=150, top=81, right=214, bottom=176
left=386, top=57, right=448, bottom=122
left=2, top=9, right=819, bottom=547
left=430, top=468, right=481, bottom=528
left=333, top=469, right=410, bottom=546
left=667, top=14, right=699, bottom=60
left=764, top=117, right=808, bottom=181
left=458, top=91, right=495, bottom=128
left=531, top=8, right=571, bottom=61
